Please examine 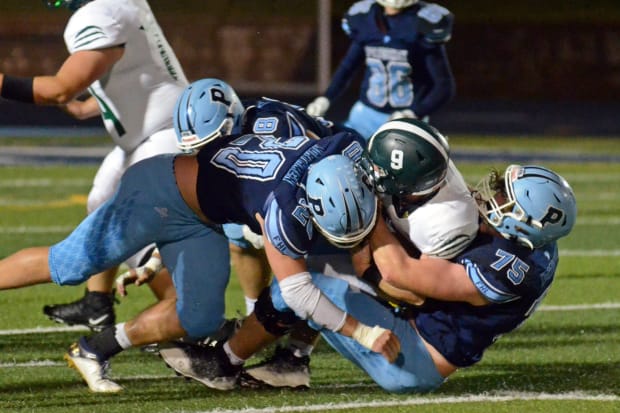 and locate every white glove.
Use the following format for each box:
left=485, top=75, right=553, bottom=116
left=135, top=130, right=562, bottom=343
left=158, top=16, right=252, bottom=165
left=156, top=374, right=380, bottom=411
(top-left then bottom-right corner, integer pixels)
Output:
left=242, top=225, right=264, bottom=250
left=388, top=109, right=417, bottom=121
left=306, top=96, right=330, bottom=117
left=115, top=249, right=163, bottom=296
left=351, top=323, right=388, bottom=350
